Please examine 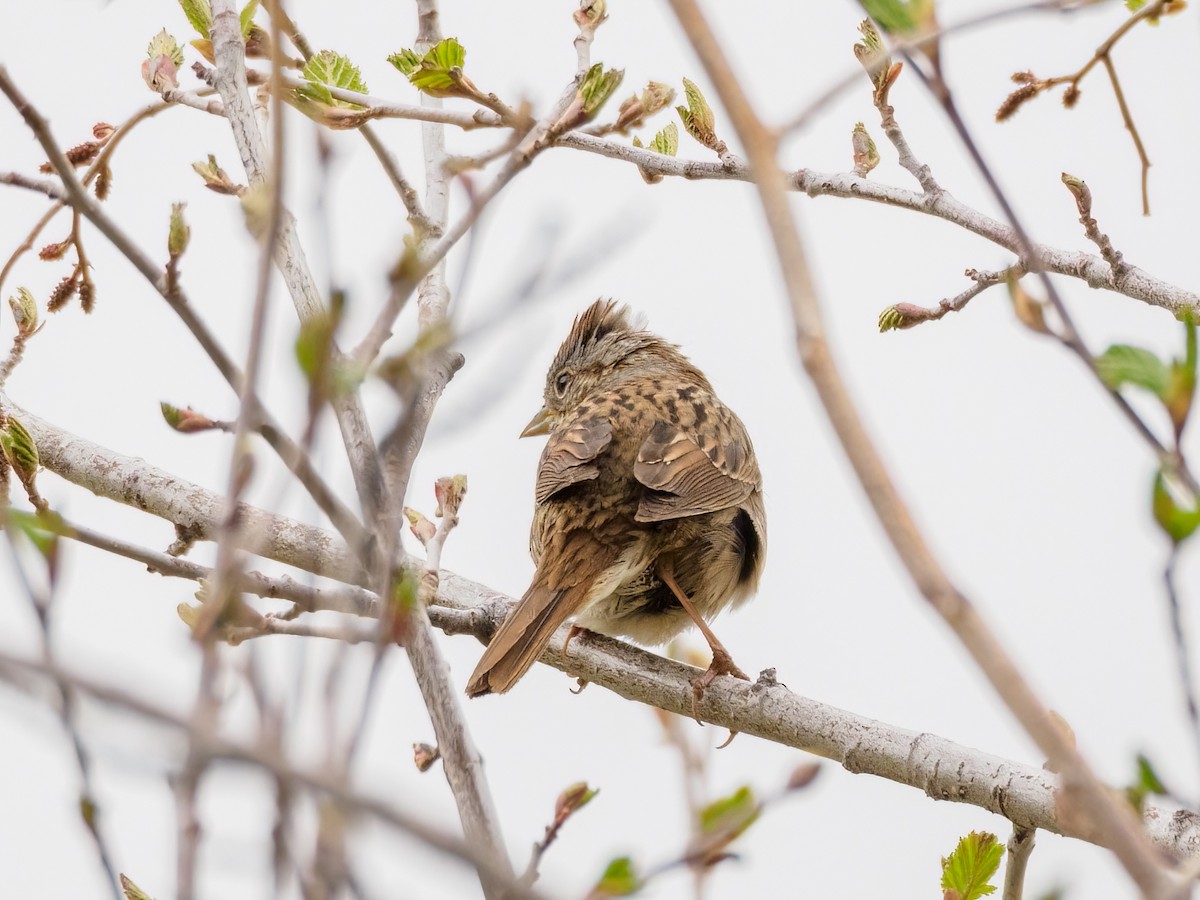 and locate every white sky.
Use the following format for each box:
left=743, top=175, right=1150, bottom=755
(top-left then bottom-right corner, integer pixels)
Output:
left=2, top=1, right=1200, bottom=897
